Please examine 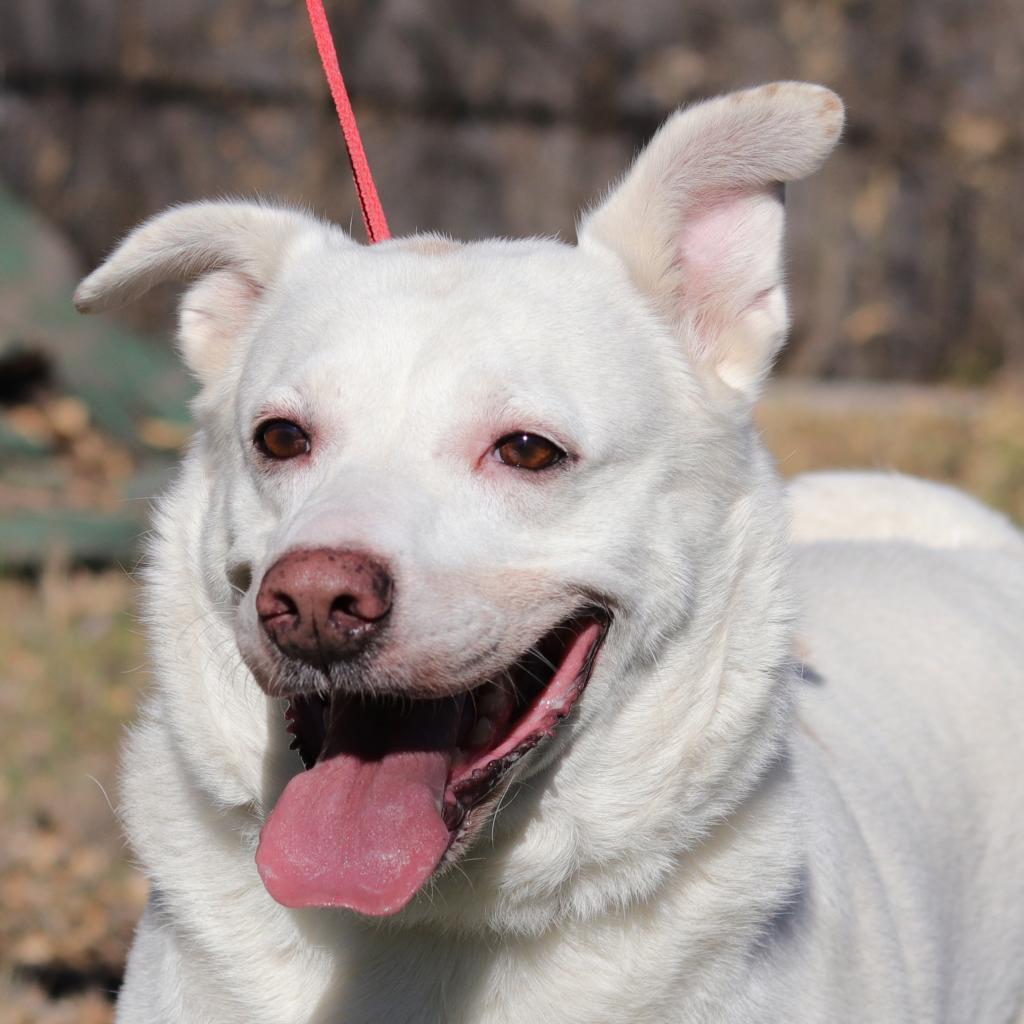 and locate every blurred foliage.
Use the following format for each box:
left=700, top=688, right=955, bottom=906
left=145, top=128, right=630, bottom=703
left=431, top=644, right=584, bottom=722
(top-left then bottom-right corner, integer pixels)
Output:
left=1, top=0, right=1023, bottom=380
